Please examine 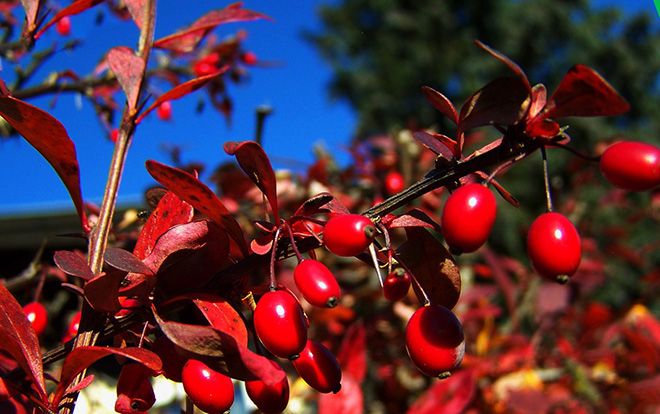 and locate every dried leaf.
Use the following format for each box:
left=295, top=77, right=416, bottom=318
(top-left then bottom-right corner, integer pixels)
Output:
left=133, top=191, right=194, bottom=260
left=145, top=160, right=247, bottom=257
left=0, top=284, right=46, bottom=399
left=136, top=67, right=228, bottom=123
left=0, top=96, right=87, bottom=231
left=153, top=3, right=268, bottom=53
left=545, top=64, right=630, bottom=119
left=104, top=247, right=153, bottom=275
left=224, top=141, right=279, bottom=223
left=52, top=346, right=161, bottom=407
left=153, top=310, right=286, bottom=385
left=35, top=0, right=104, bottom=39
left=107, top=47, right=145, bottom=111
left=53, top=250, right=94, bottom=280
left=398, top=228, right=461, bottom=309
left=421, top=86, right=458, bottom=124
